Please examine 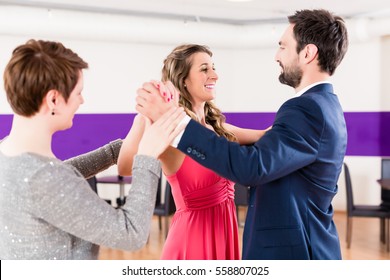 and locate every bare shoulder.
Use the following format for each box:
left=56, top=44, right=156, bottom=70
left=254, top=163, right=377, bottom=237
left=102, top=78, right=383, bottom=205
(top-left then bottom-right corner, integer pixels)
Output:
left=160, top=147, right=185, bottom=176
